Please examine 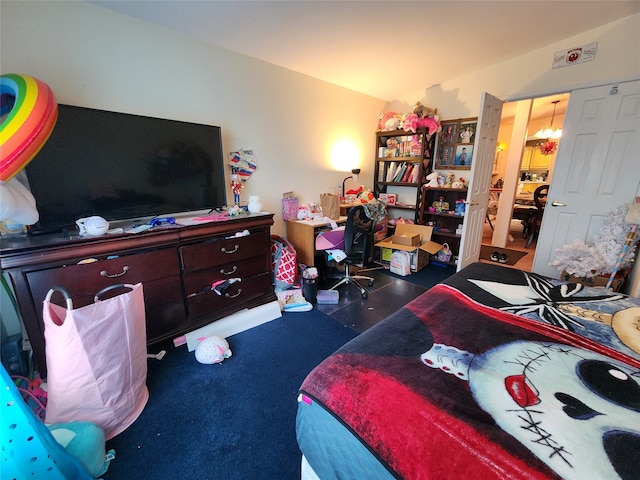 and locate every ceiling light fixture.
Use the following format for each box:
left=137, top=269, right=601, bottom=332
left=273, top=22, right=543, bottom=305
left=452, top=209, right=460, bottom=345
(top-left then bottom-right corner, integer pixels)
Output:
left=535, top=100, right=562, bottom=140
